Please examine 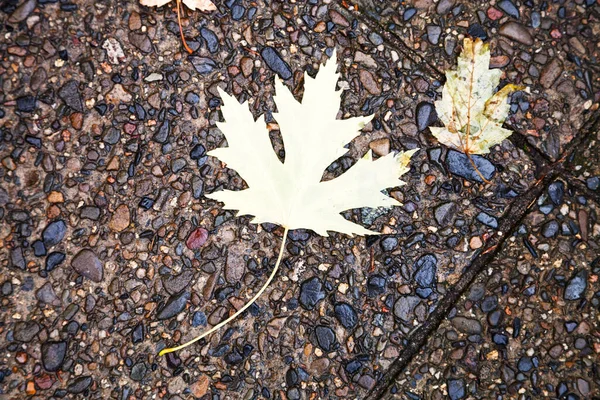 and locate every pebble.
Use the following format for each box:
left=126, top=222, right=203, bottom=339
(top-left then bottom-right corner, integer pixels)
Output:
left=497, top=0, right=519, bottom=19
left=13, top=321, right=40, bottom=342
left=447, top=378, right=466, bottom=400
left=298, top=277, right=325, bottom=310
left=334, top=303, right=358, bottom=329
left=541, top=220, right=559, bottom=238
left=261, top=47, right=292, bottom=80
left=540, top=58, right=562, bottom=89
left=451, top=316, right=482, bottom=334
left=71, top=249, right=104, bottom=282
left=499, top=22, right=534, bottom=46
left=67, top=376, right=93, bottom=394
left=416, top=102, right=437, bottom=131
left=108, top=204, right=130, bottom=232
left=42, top=220, right=67, bottom=247
left=58, top=80, right=83, bottom=112
left=548, top=182, right=565, bottom=205
left=564, top=270, right=587, bottom=301
left=188, top=56, right=218, bottom=75
left=476, top=212, right=498, bottom=229
left=434, top=202, right=456, bottom=226
left=186, top=227, right=209, bottom=249
left=359, top=69, right=381, bottom=95
left=393, top=296, right=420, bottom=322
left=157, top=291, right=190, bottom=320
left=414, top=254, right=437, bottom=288
left=8, top=0, right=35, bottom=23
left=446, top=150, right=496, bottom=183
left=153, top=120, right=171, bottom=144
left=427, top=25, right=442, bottom=45
left=36, top=282, right=60, bottom=306
left=200, top=28, right=219, bottom=53
left=42, top=341, right=67, bottom=372
left=314, top=325, right=337, bottom=352
left=45, top=252, right=66, bottom=272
